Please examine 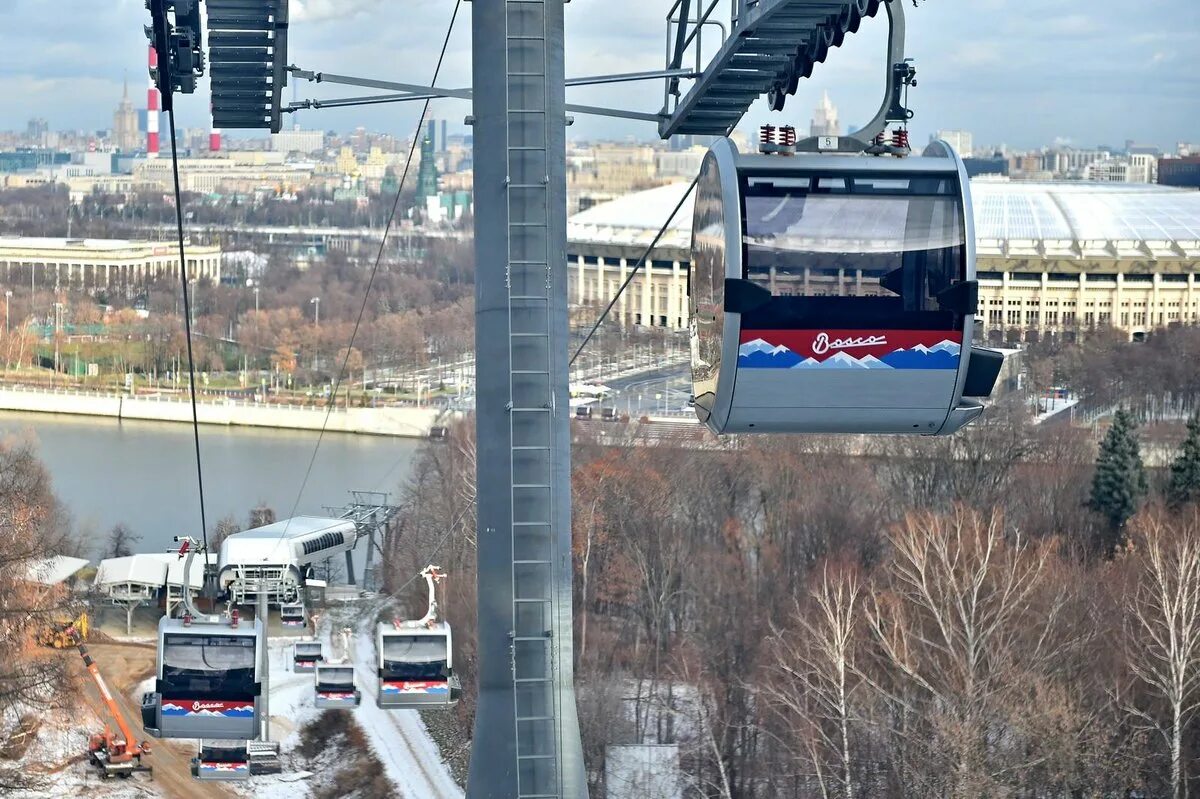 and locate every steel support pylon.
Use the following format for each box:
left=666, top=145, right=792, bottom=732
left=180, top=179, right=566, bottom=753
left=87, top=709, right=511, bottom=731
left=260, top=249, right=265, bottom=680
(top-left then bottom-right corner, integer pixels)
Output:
left=468, top=1, right=586, bottom=797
